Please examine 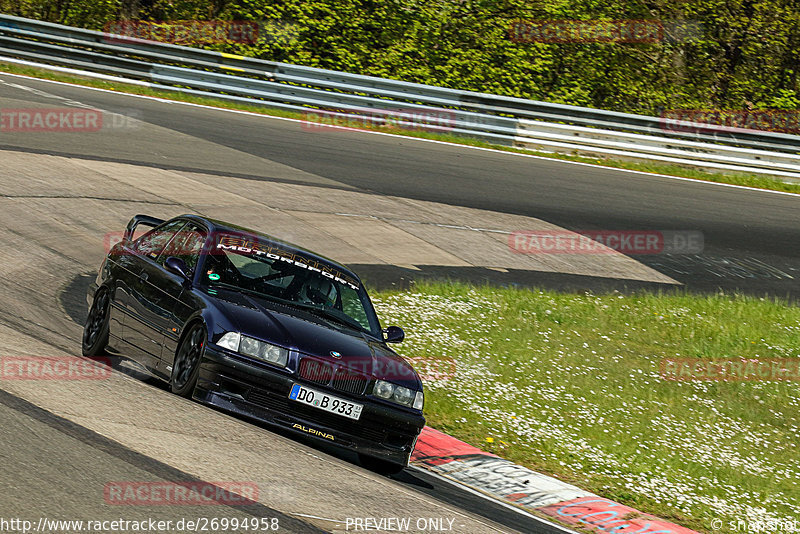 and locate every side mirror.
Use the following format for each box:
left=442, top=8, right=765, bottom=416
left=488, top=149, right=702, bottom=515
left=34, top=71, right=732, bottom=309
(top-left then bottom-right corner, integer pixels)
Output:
left=383, top=326, right=405, bottom=343
left=165, top=257, right=191, bottom=282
